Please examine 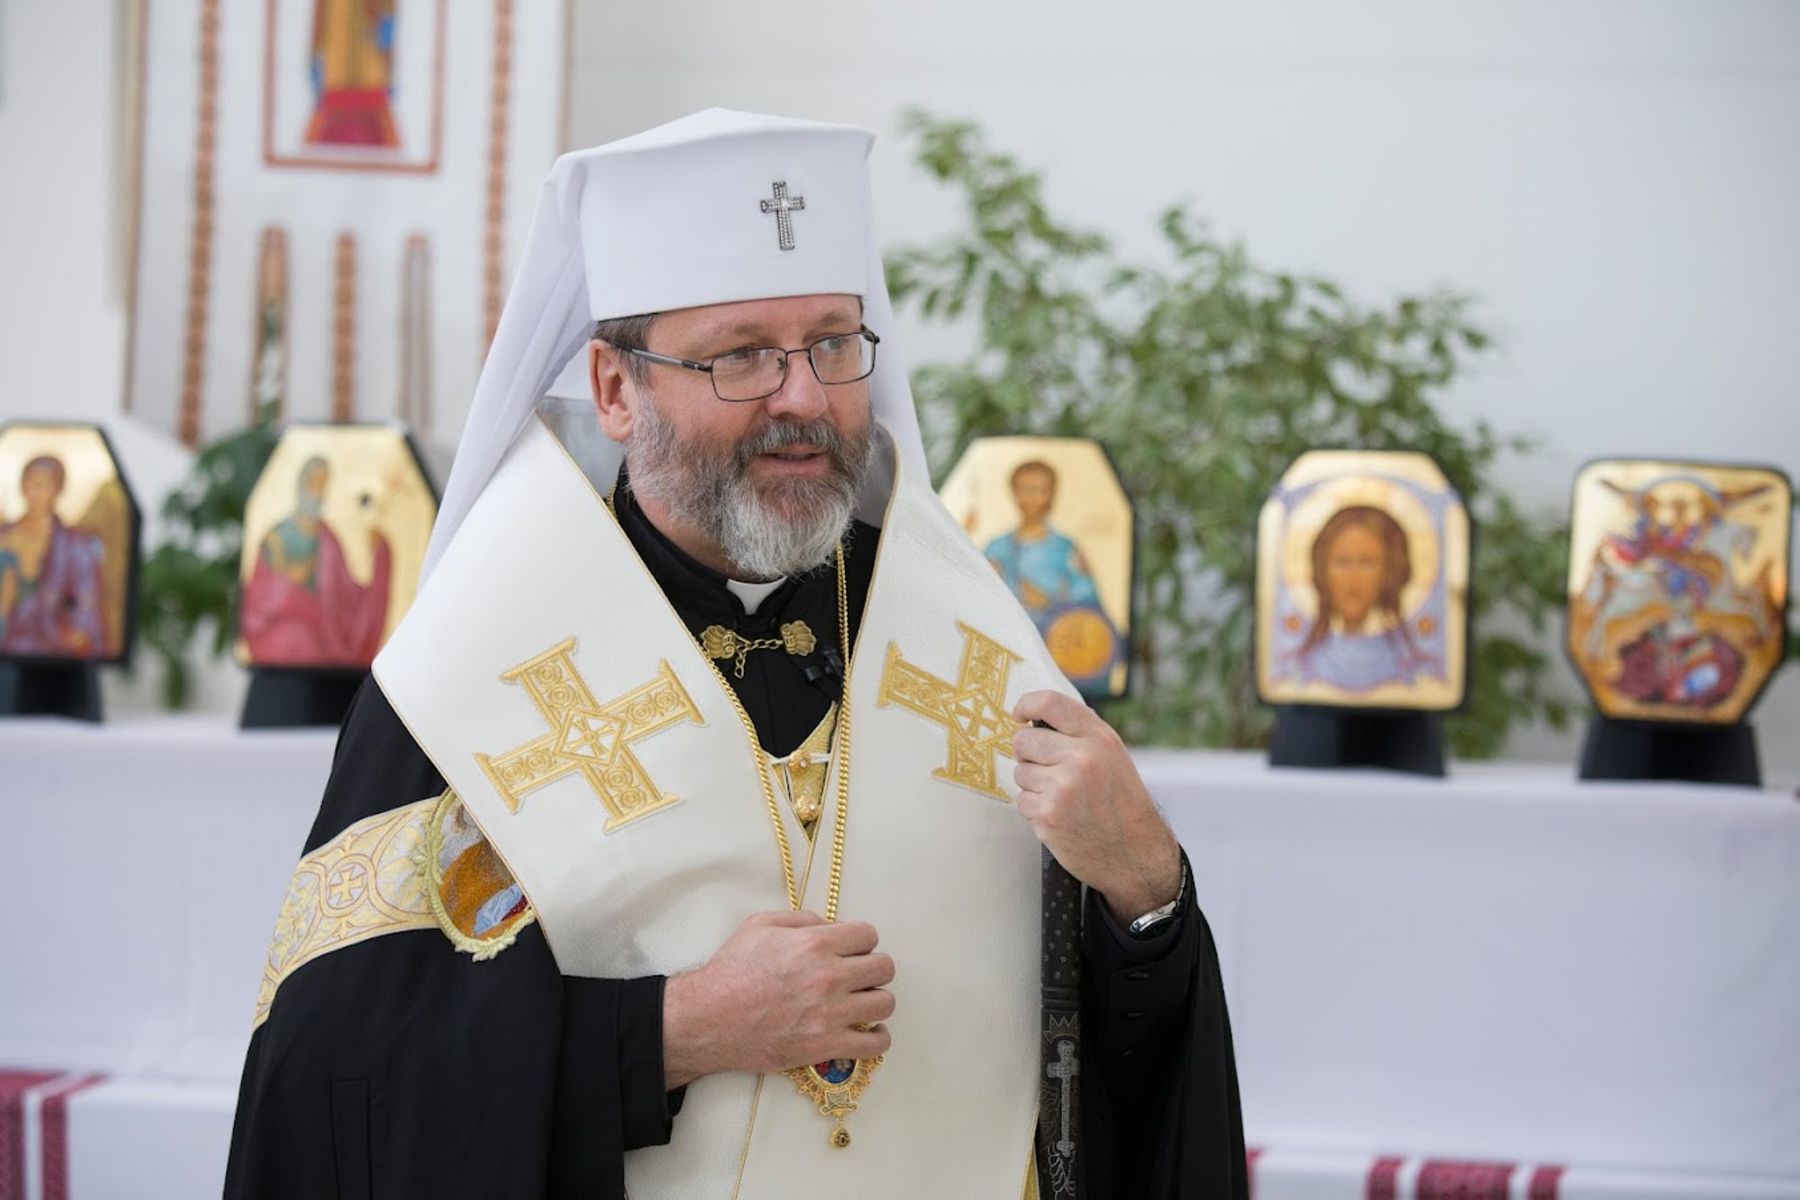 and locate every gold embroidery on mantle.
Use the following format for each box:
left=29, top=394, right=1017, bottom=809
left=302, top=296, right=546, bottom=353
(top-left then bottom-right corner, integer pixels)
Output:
left=252, top=797, right=438, bottom=1029
left=475, top=638, right=705, bottom=829
left=877, top=622, right=1024, bottom=801
left=770, top=704, right=838, bottom=832
left=251, top=791, right=543, bottom=1030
